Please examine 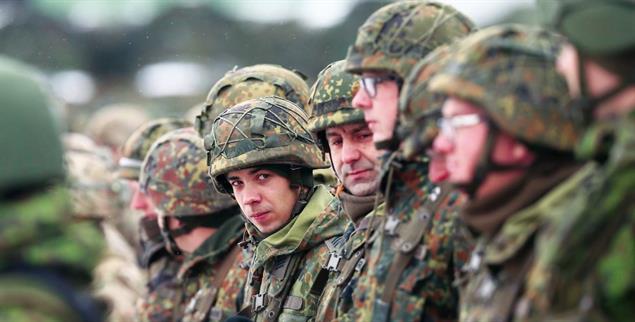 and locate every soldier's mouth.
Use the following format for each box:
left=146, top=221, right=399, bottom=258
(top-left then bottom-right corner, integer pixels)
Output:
left=249, top=211, right=270, bottom=222
left=347, top=169, right=371, bottom=178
